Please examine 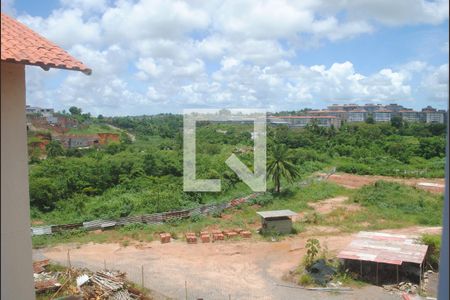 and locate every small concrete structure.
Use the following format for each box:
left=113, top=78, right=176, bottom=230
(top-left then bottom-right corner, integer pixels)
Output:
left=257, top=210, right=297, bottom=234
